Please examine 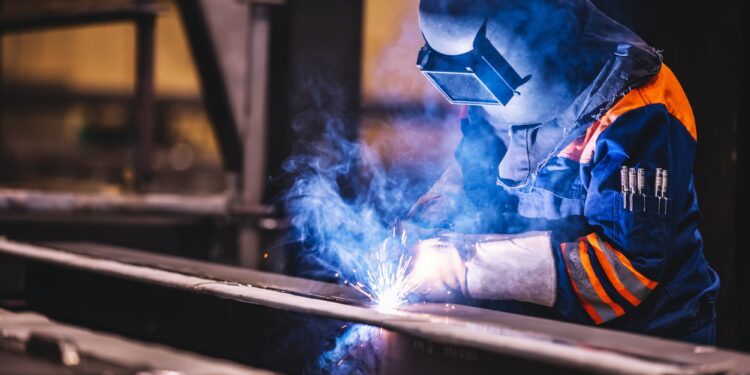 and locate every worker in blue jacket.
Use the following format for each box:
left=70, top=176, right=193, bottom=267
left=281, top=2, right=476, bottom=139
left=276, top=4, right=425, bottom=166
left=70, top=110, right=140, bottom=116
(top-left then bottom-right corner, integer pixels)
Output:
left=406, top=0, right=720, bottom=345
